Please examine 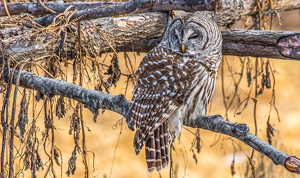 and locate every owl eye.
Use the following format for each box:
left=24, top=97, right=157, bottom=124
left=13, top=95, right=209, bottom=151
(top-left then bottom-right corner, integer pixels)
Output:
left=188, top=34, right=199, bottom=40
left=173, top=34, right=179, bottom=41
